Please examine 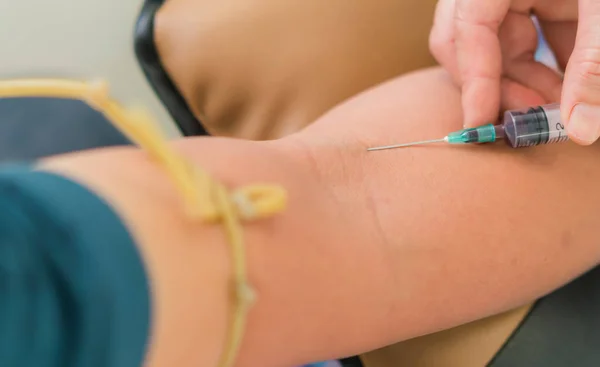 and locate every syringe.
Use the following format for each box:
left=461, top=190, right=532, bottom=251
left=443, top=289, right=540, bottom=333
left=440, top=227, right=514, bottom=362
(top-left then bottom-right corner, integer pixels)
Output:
left=367, top=103, right=569, bottom=151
